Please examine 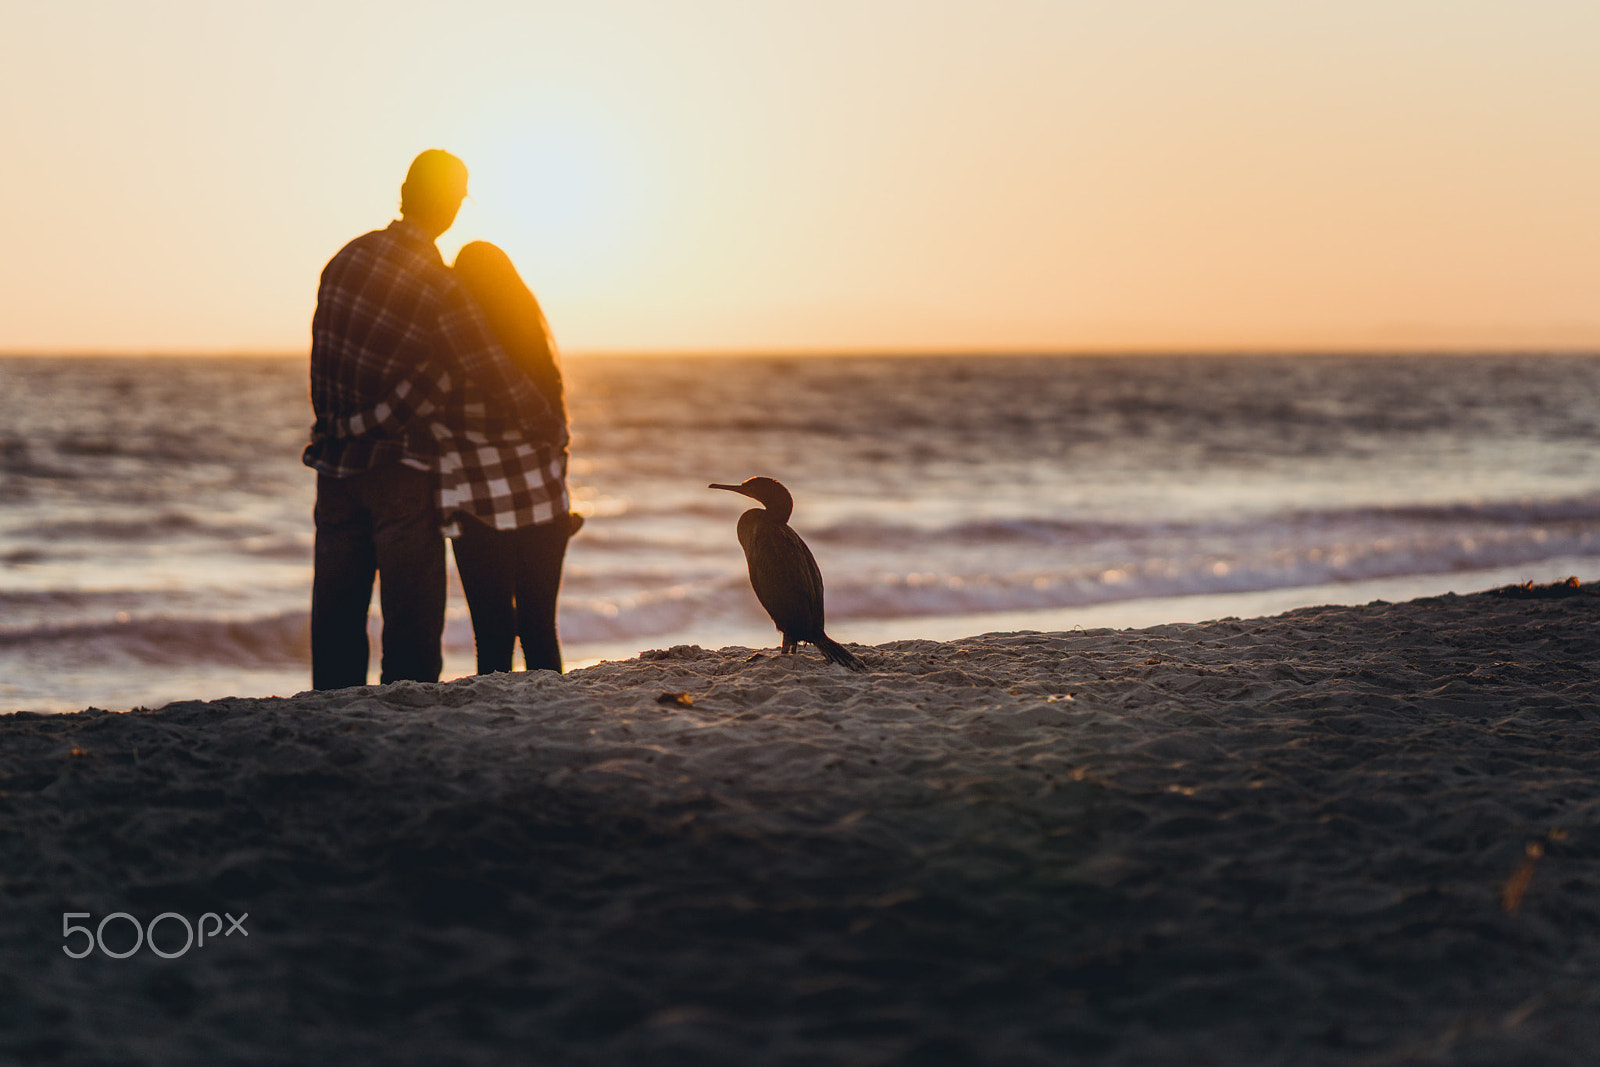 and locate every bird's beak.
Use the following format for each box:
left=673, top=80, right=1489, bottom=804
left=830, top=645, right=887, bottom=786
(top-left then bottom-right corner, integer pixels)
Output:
left=708, top=483, right=746, bottom=494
